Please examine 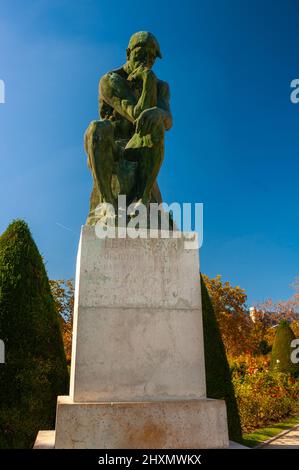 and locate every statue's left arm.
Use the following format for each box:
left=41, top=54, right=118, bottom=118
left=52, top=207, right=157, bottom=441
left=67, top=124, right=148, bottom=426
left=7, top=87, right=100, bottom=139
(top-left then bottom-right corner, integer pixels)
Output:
left=157, top=80, right=172, bottom=131
left=135, top=79, right=172, bottom=135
